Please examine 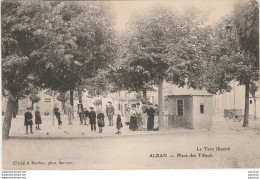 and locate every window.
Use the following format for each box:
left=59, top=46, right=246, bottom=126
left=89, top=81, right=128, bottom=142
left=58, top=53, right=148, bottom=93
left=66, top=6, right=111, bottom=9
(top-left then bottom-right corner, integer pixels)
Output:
left=177, top=100, right=183, bottom=116
left=250, top=100, right=252, bottom=104
left=200, top=104, right=204, bottom=114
